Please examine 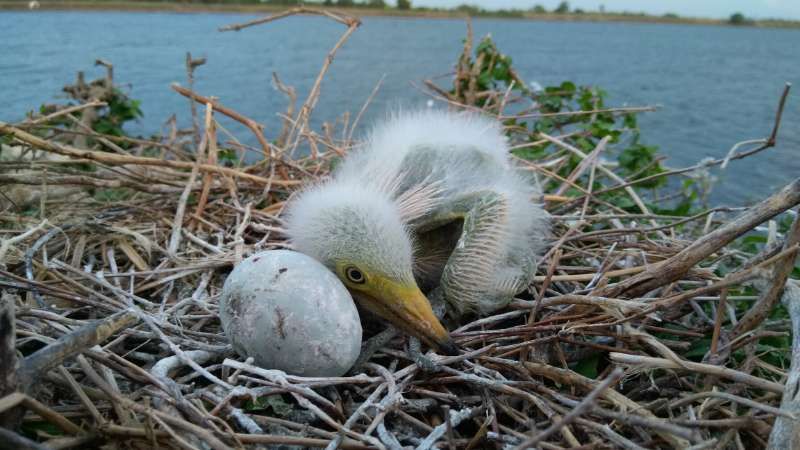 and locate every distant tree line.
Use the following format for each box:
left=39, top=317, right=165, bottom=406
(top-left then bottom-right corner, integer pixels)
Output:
left=528, top=2, right=662, bottom=16
left=527, top=2, right=760, bottom=26
left=96, top=0, right=782, bottom=26
left=260, top=0, right=403, bottom=8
